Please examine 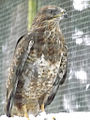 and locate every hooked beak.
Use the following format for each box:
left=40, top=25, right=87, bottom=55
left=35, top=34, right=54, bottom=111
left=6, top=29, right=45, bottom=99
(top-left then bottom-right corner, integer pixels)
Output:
left=63, top=12, right=68, bottom=18
left=53, top=11, right=68, bottom=19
